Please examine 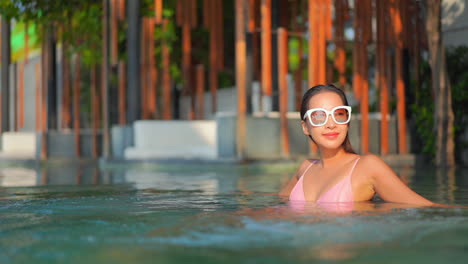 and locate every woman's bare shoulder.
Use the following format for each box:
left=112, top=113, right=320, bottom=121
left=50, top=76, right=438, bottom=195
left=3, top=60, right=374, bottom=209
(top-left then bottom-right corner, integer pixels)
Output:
left=357, top=154, right=393, bottom=179
left=295, top=159, right=318, bottom=179
left=359, top=154, right=387, bottom=167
